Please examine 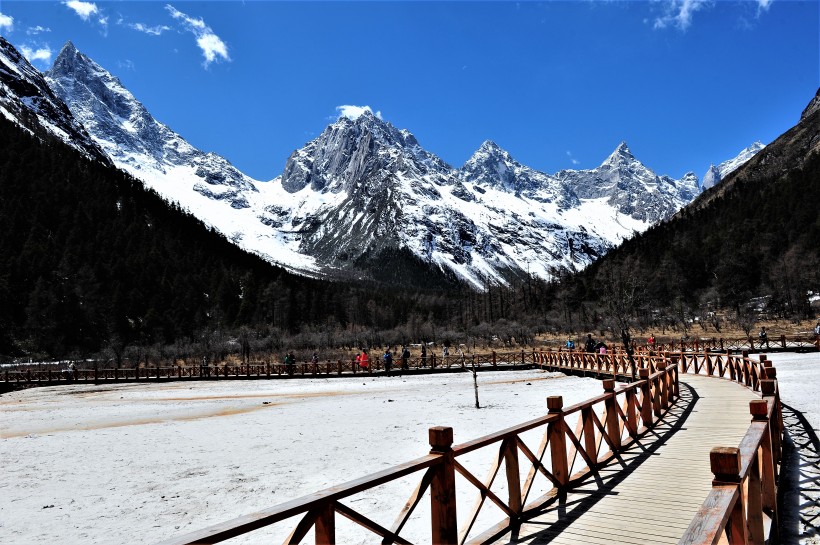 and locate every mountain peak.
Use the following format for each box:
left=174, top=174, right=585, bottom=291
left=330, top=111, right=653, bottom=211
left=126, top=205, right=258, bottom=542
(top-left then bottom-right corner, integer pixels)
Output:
left=60, top=40, right=78, bottom=55
left=602, top=141, right=636, bottom=166
left=479, top=140, right=502, bottom=152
